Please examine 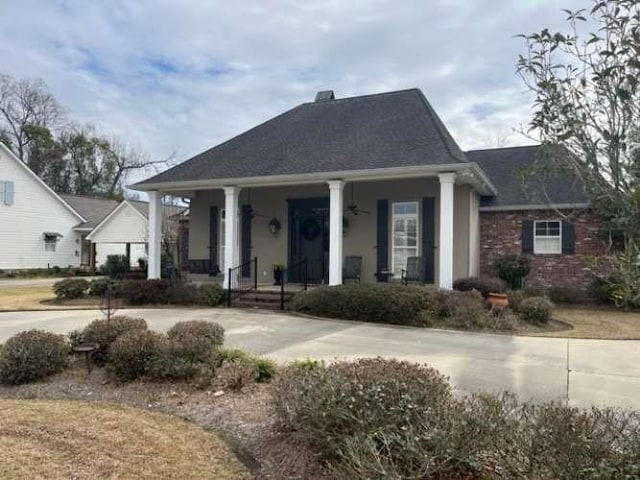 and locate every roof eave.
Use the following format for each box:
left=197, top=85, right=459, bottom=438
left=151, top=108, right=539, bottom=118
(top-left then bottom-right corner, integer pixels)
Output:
left=130, top=163, right=498, bottom=195
left=479, top=202, right=590, bottom=212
